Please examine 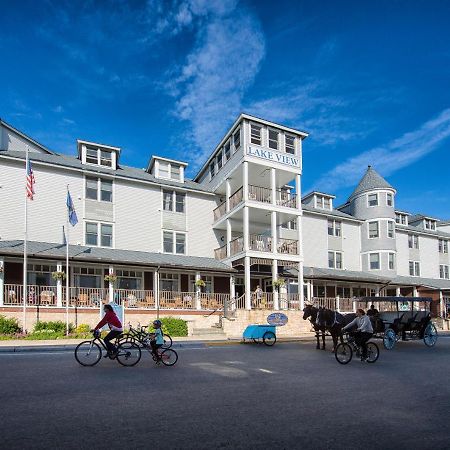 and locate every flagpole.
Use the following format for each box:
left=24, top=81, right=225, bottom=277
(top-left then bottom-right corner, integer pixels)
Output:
left=23, top=147, right=29, bottom=333
left=66, top=185, right=70, bottom=335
